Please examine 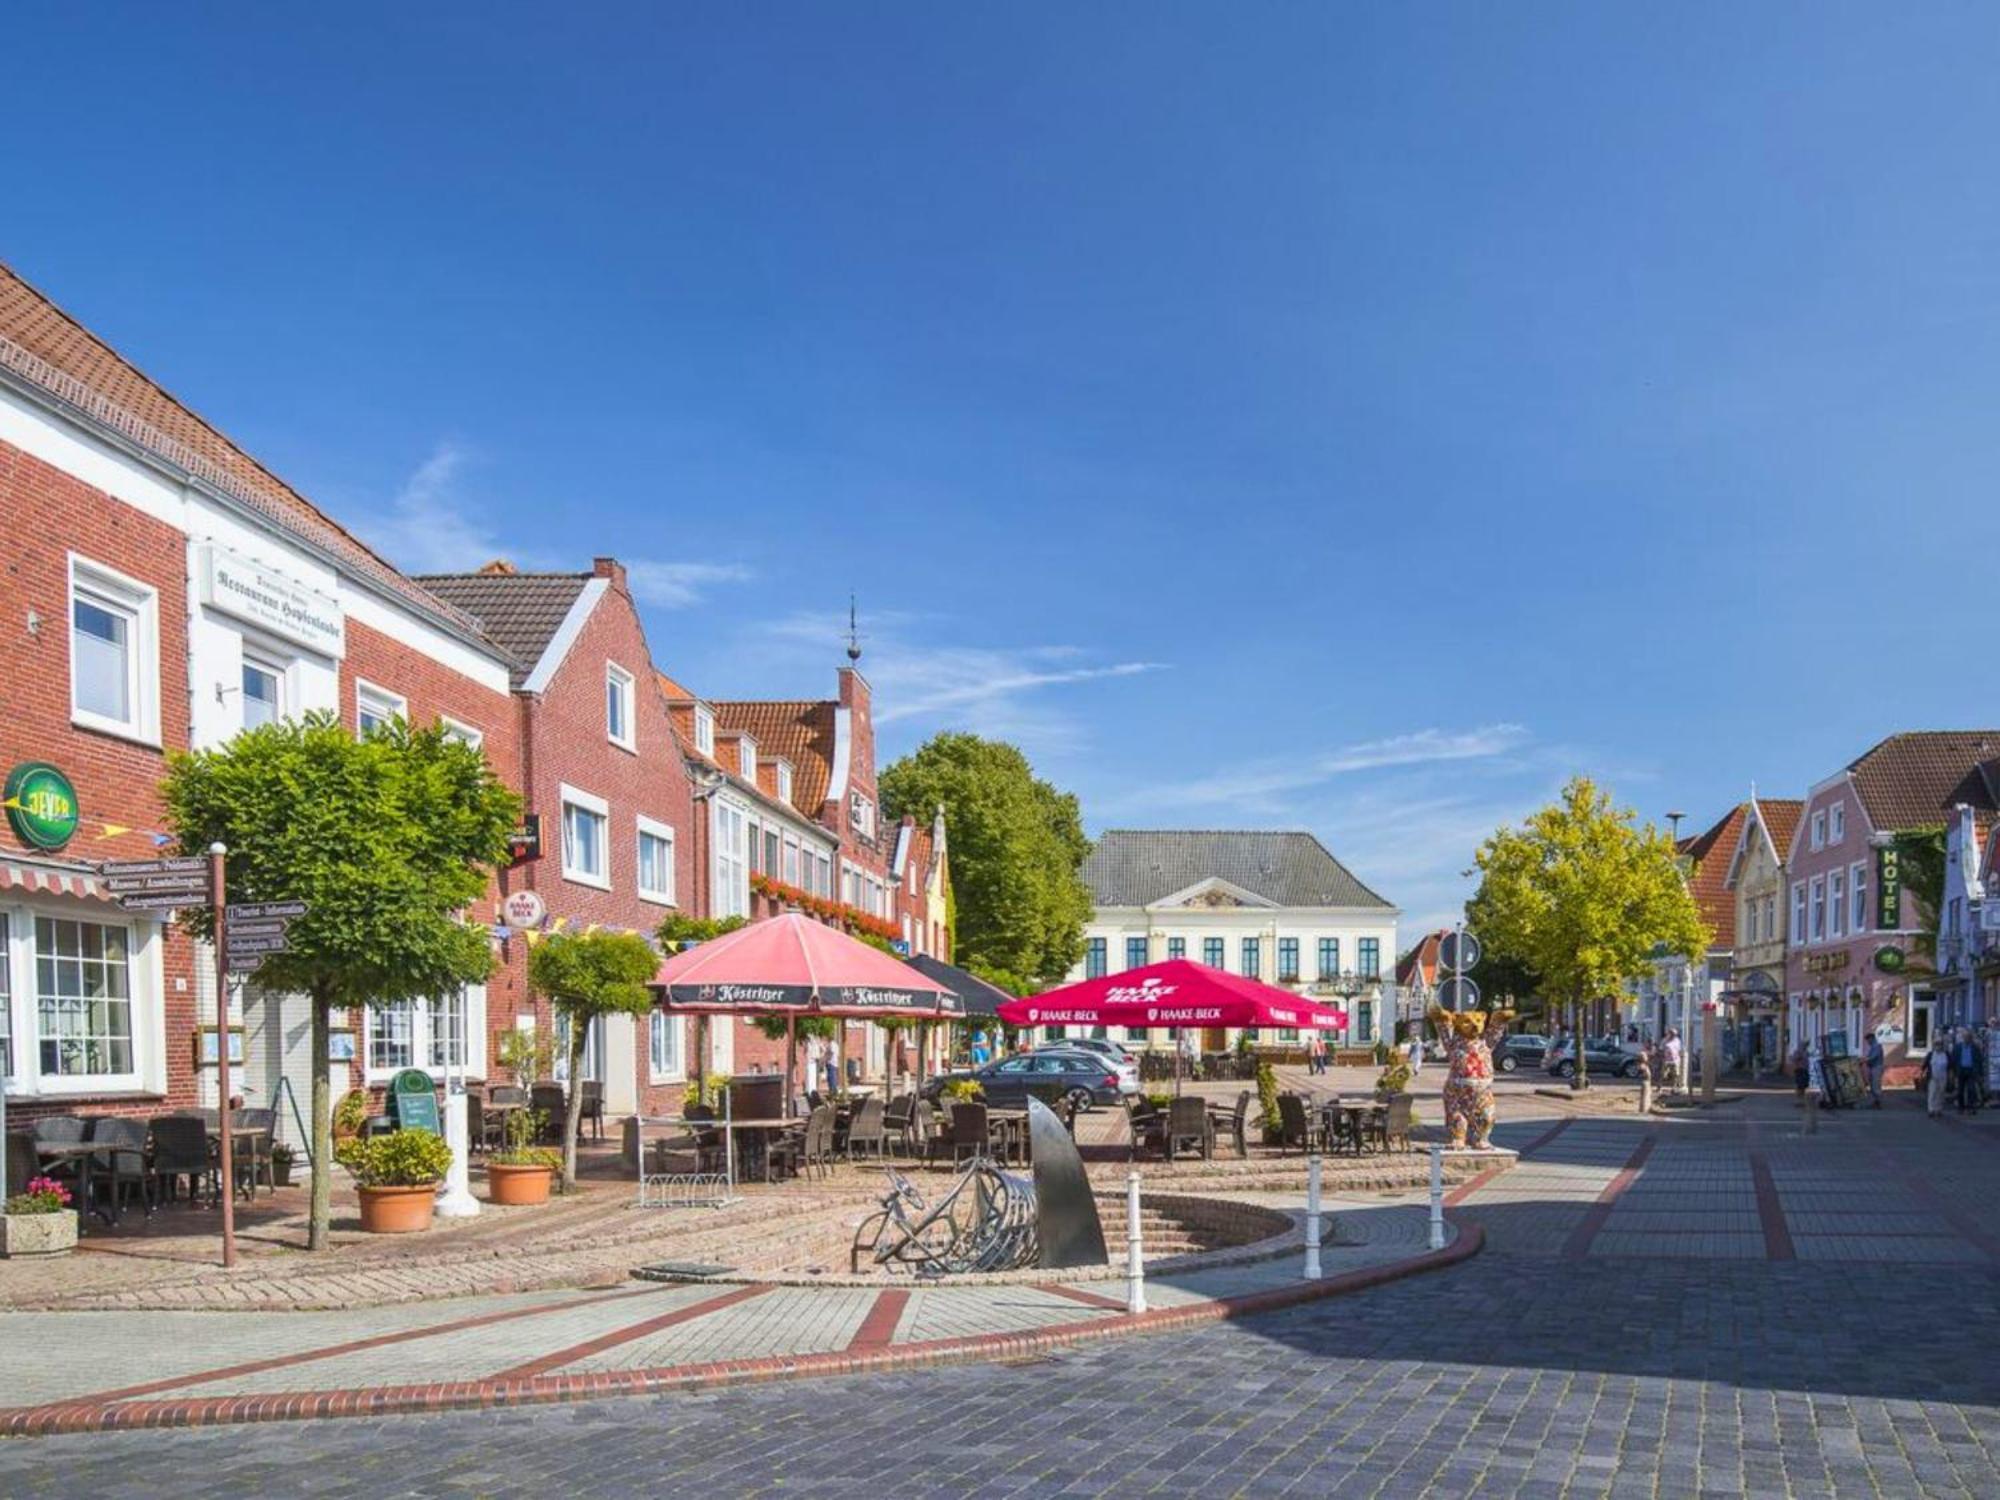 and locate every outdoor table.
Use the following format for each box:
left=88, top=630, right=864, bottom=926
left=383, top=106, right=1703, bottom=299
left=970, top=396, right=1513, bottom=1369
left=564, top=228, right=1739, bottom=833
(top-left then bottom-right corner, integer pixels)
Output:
left=986, top=1108, right=1029, bottom=1164
left=632, top=1115, right=803, bottom=1187
left=1322, top=1103, right=1374, bottom=1154
left=30, top=1142, right=104, bottom=1227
